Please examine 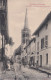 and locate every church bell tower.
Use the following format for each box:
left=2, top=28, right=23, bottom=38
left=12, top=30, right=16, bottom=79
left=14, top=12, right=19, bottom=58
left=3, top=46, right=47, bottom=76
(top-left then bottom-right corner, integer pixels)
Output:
left=21, top=8, right=31, bottom=46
